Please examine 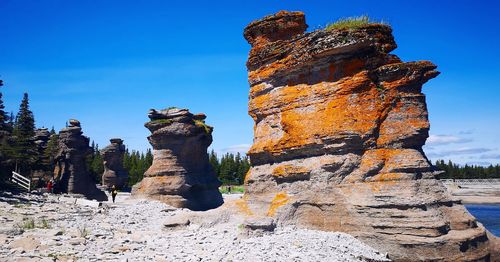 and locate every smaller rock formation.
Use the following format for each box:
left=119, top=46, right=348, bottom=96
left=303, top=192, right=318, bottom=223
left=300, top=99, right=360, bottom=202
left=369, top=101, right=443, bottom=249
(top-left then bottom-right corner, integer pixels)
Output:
left=132, top=108, right=223, bottom=210
left=53, top=119, right=107, bottom=201
left=31, top=128, right=51, bottom=186
left=33, top=128, right=50, bottom=152
left=101, top=138, right=128, bottom=189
